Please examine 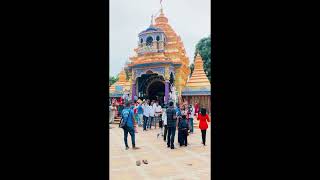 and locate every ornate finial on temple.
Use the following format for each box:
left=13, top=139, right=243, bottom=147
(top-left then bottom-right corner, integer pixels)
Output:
left=160, top=0, right=163, bottom=13
left=151, top=14, right=154, bottom=25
